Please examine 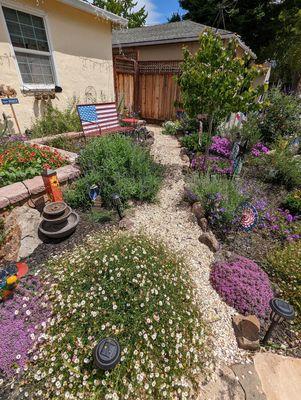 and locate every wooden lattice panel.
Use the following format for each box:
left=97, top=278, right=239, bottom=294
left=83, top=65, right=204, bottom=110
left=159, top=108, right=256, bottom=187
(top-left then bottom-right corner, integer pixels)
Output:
left=139, top=61, right=181, bottom=75
left=114, top=57, right=136, bottom=74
